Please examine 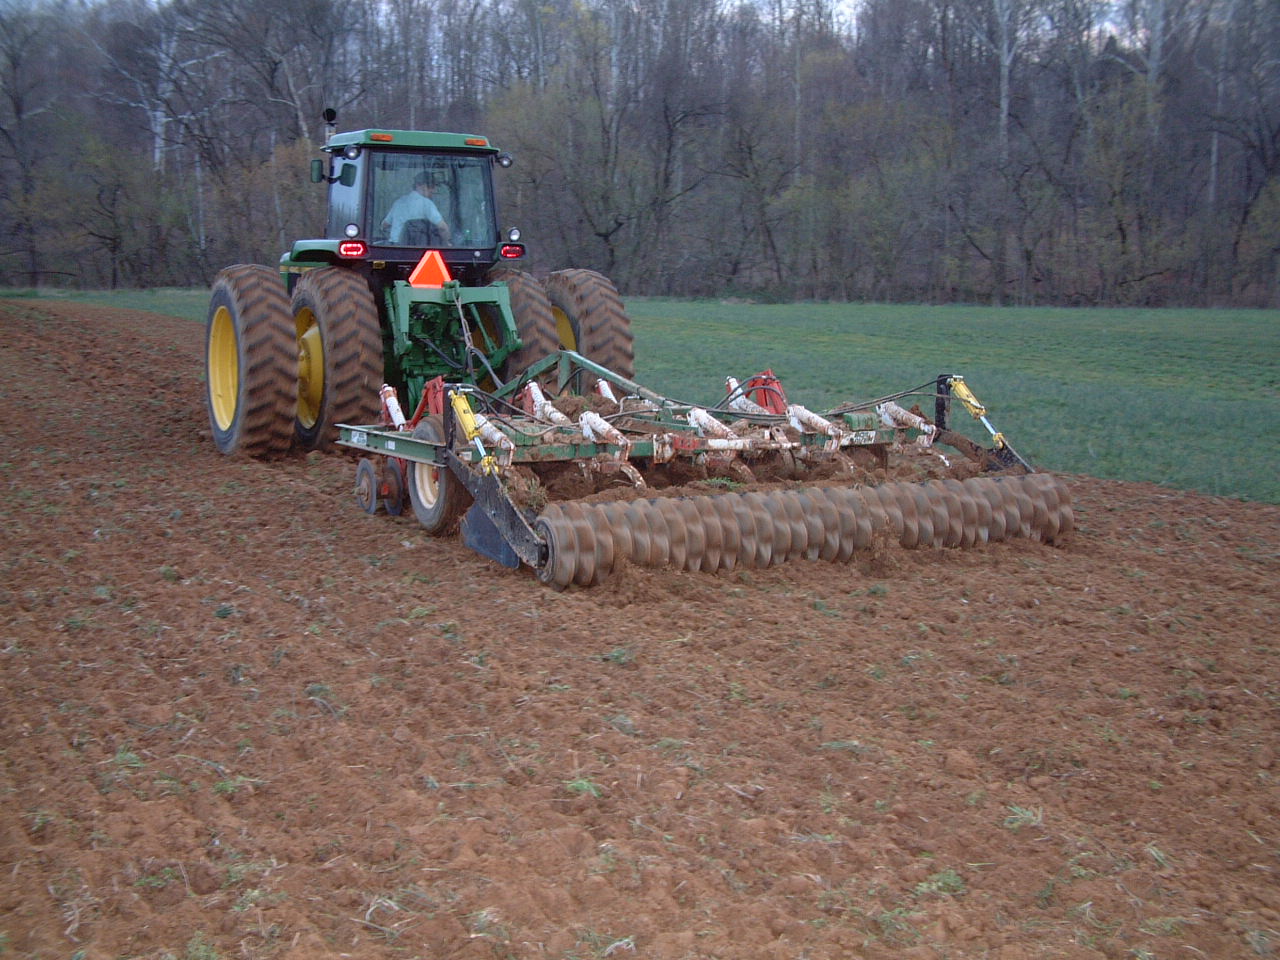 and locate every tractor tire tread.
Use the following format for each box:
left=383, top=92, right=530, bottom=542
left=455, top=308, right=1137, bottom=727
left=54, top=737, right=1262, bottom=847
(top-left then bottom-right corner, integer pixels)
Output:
left=207, top=264, right=295, bottom=458
left=544, top=268, right=635, bottom=379
left=487, top=267, right=558, bottom=378
left=292, top=266, right=383, bottom=449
